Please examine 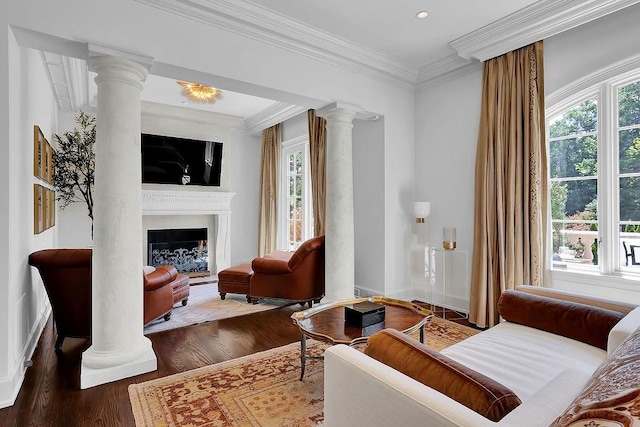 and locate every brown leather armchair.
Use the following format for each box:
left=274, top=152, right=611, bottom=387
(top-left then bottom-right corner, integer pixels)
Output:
left=143, top=265, right=176, bottom=325
left=29, top=249, right=179, bottom=351
left=28, top=249, right=92, bottom=352
left=250, top=235, right=325, bottom=306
